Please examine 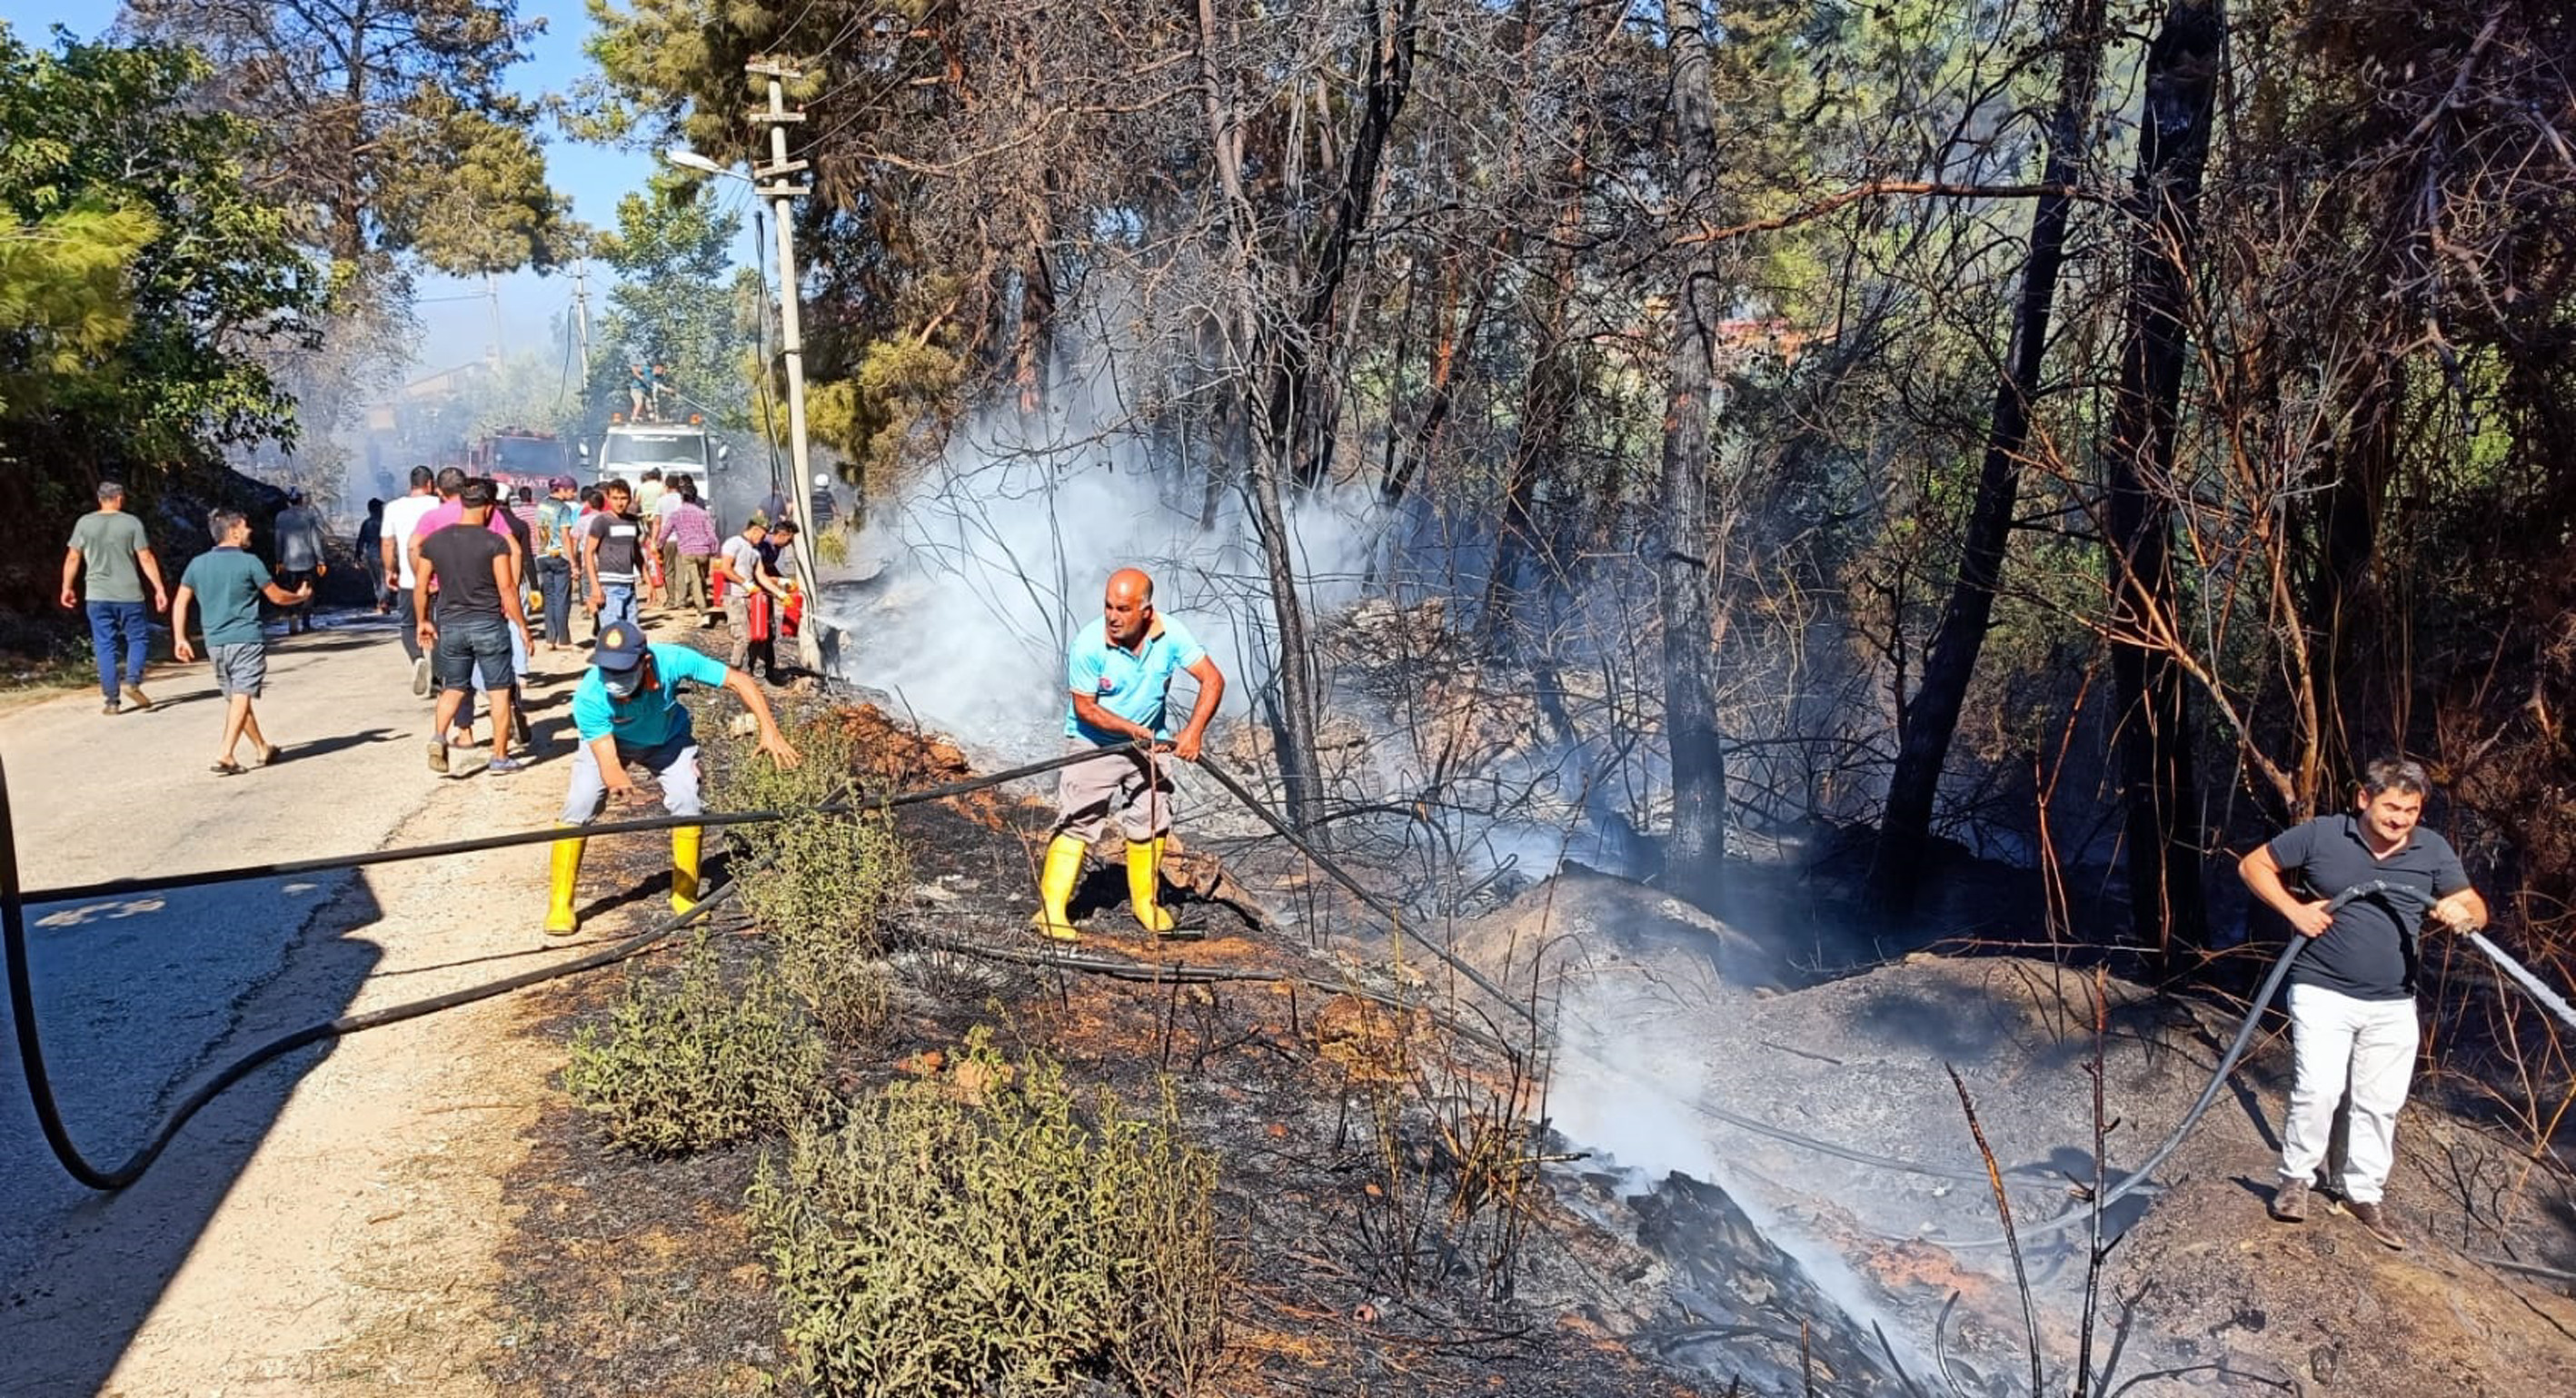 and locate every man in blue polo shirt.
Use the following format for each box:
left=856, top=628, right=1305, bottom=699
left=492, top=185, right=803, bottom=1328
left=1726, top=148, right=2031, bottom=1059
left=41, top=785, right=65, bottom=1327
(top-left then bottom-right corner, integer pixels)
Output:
left=2239, top=756, right=2488, bottom=1250
left=542, top=620, right=801, bottom=936
left=1033, top=568, right=1227, bottom=942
